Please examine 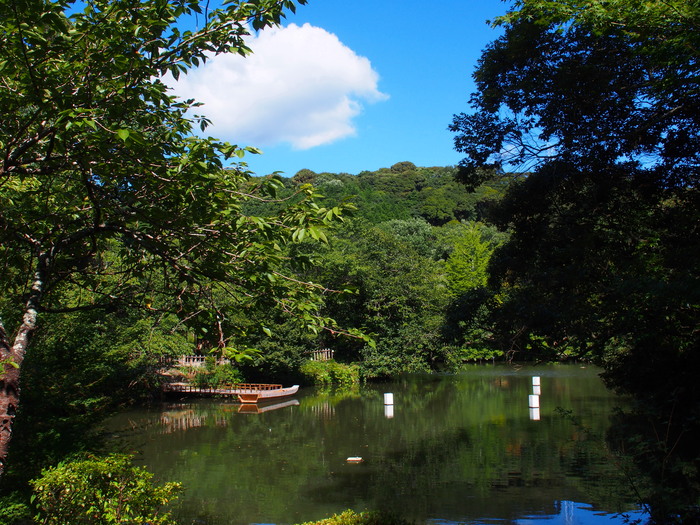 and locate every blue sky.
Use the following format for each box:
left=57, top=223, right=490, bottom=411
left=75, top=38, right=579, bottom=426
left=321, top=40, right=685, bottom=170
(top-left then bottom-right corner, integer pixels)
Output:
left=169, top=0, right=509, bottom=177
